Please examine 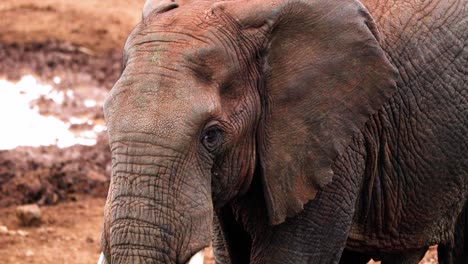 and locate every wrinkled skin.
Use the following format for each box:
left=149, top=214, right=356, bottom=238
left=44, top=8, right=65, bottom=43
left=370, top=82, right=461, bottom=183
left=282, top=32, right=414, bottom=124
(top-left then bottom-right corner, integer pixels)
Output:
left=100, top=0, right=467, bottom=263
